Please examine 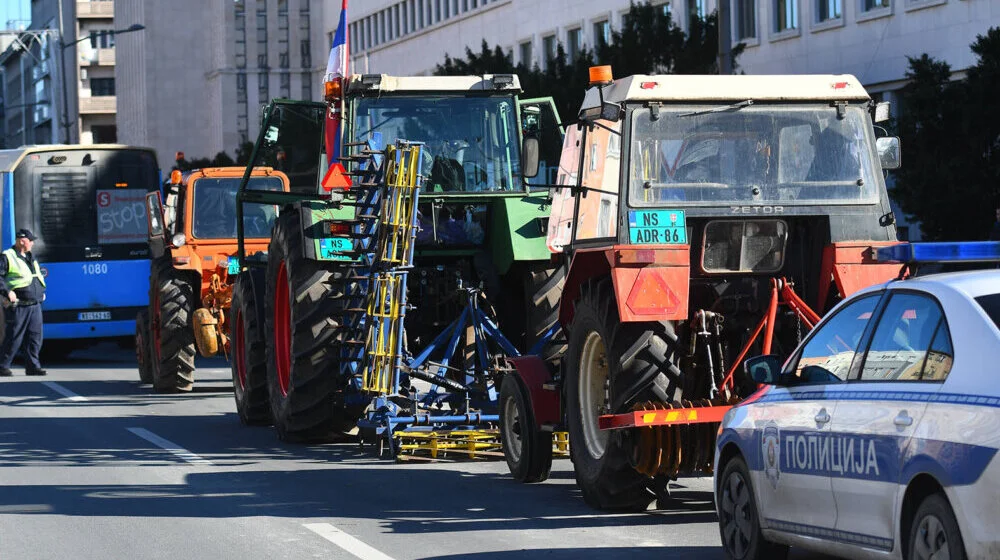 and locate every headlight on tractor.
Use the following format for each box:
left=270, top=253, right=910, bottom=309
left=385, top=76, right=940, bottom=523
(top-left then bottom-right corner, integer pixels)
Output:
left=702, top=220, right=788, bottom=273
left=172, top=233, right=186, bottom=248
